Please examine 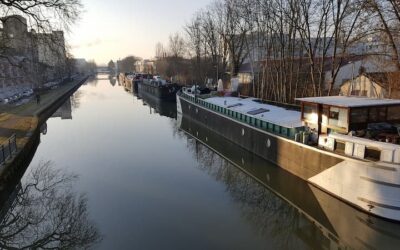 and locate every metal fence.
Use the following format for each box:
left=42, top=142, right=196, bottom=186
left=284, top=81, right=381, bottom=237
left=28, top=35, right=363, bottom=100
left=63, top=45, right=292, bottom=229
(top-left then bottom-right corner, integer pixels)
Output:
left=0, top=134, right=17, bottom=166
